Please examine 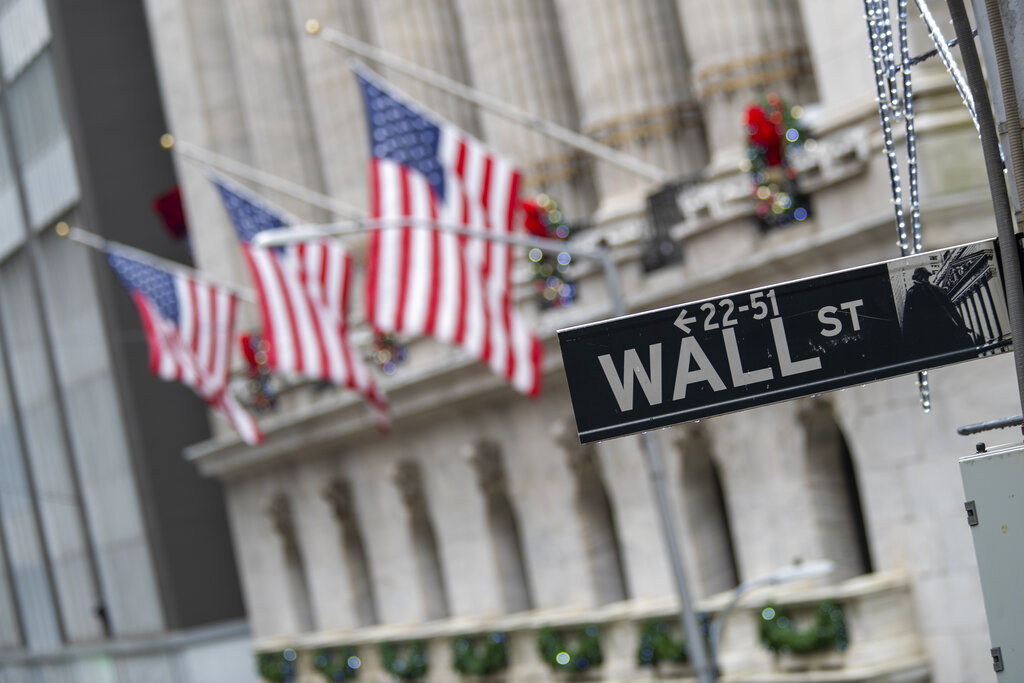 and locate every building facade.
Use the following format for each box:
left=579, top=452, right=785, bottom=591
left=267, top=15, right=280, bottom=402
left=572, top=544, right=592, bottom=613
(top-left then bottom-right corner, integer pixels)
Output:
left=143, top=0, right=1014, bottom=681
left=0, top=0, right=250, bottom=680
